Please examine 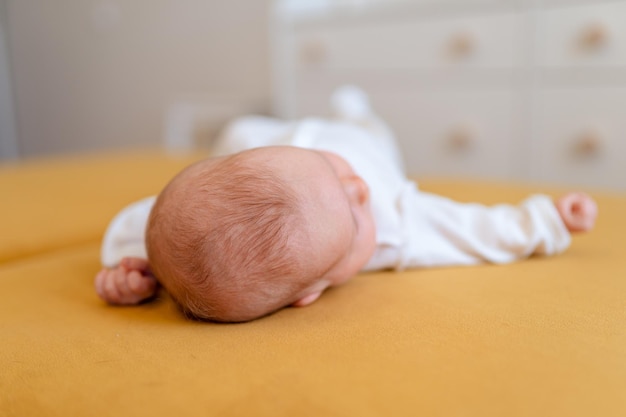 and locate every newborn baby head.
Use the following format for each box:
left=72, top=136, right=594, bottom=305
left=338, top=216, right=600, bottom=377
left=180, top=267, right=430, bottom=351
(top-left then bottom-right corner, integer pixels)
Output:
left=146, top=146, right=376, bottom=322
